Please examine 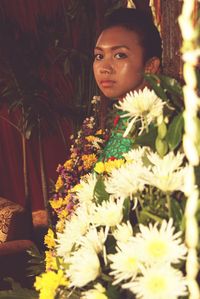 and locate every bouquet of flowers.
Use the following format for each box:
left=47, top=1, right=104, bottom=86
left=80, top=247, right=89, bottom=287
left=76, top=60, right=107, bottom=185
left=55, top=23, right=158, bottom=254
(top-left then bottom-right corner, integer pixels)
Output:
left=34, top=75, right=197, bottom=299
